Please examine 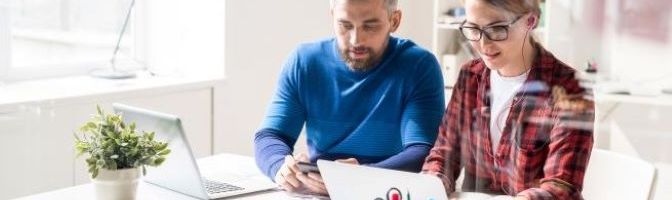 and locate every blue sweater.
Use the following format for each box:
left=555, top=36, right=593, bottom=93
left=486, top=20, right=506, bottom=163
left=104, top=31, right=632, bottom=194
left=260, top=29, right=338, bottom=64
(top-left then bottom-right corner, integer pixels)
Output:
left=254, top=37, right=445, bottom=179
